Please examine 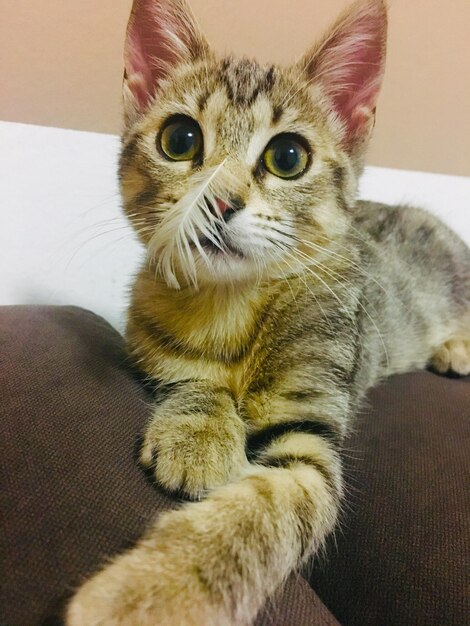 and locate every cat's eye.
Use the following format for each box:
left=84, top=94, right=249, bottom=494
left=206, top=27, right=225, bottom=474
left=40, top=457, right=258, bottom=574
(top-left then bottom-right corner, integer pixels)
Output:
left=158, top=116, right=203, bottom=162
left=262, top=134, right=310, bottom=179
